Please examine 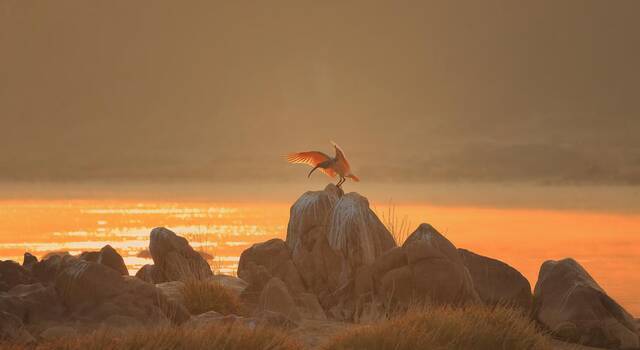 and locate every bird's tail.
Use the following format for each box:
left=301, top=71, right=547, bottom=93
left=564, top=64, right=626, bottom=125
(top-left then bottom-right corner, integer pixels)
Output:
left=347, top=174, right=360, bottom=182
